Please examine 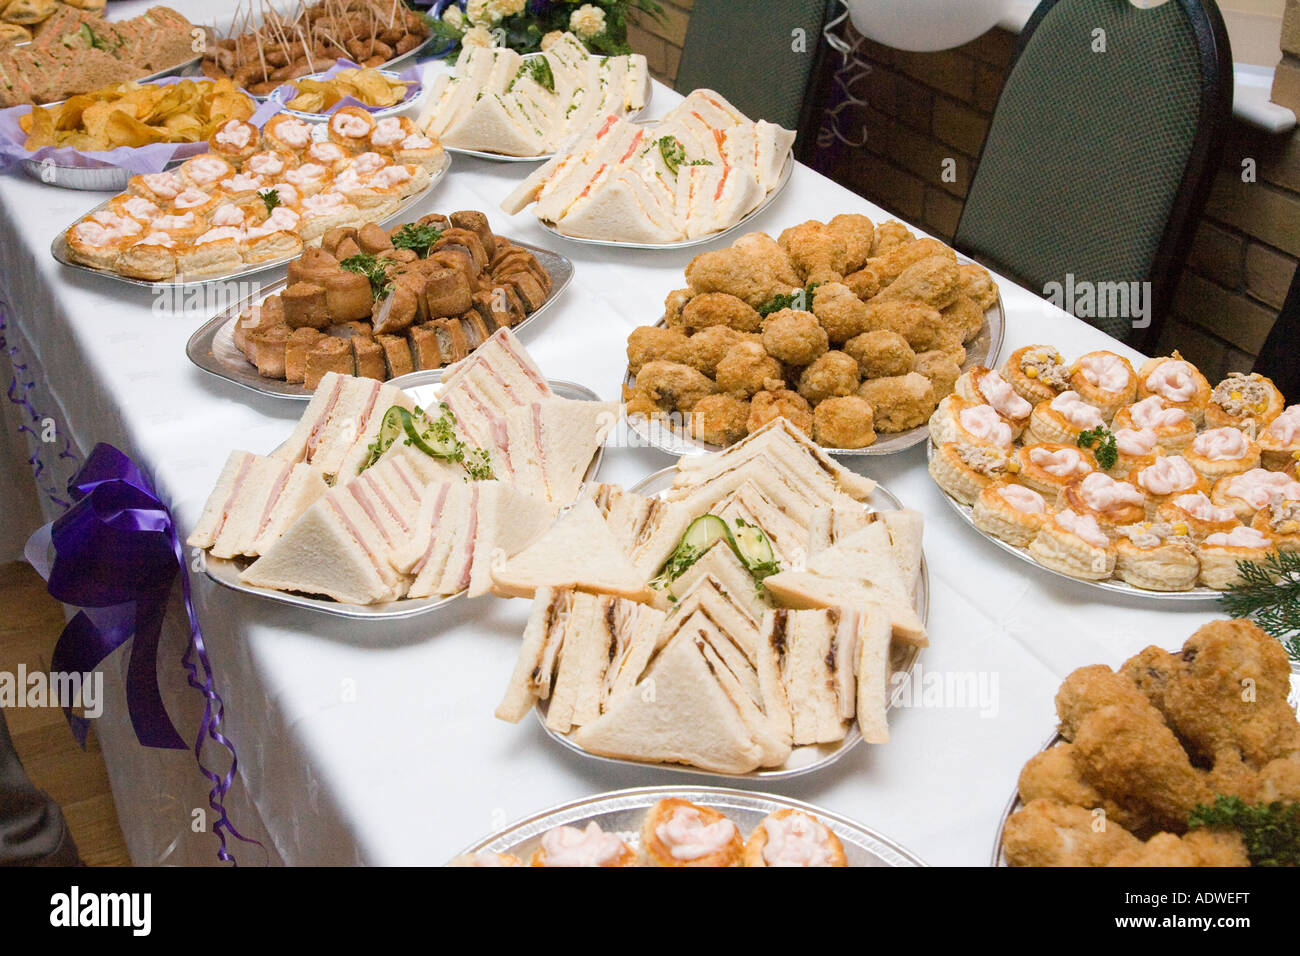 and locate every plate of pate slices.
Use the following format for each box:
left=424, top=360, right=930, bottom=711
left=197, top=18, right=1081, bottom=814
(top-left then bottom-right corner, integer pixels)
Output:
left=192, top=328, right=618, bottom=620
left=489, top=417, right=929, bottom=780
left=925, top=349, right=1300, bottom=599
left=449, top=786, right=926, bottom=867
